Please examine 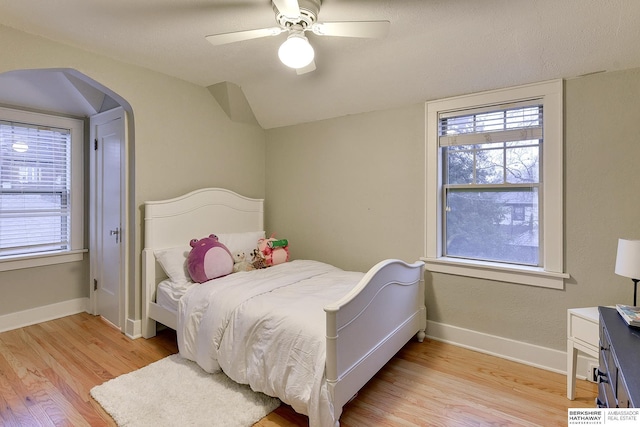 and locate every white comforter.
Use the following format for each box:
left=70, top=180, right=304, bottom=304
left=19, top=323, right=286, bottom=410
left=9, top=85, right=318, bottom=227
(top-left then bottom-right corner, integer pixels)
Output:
left=177, top=260, right=364, bottom=427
